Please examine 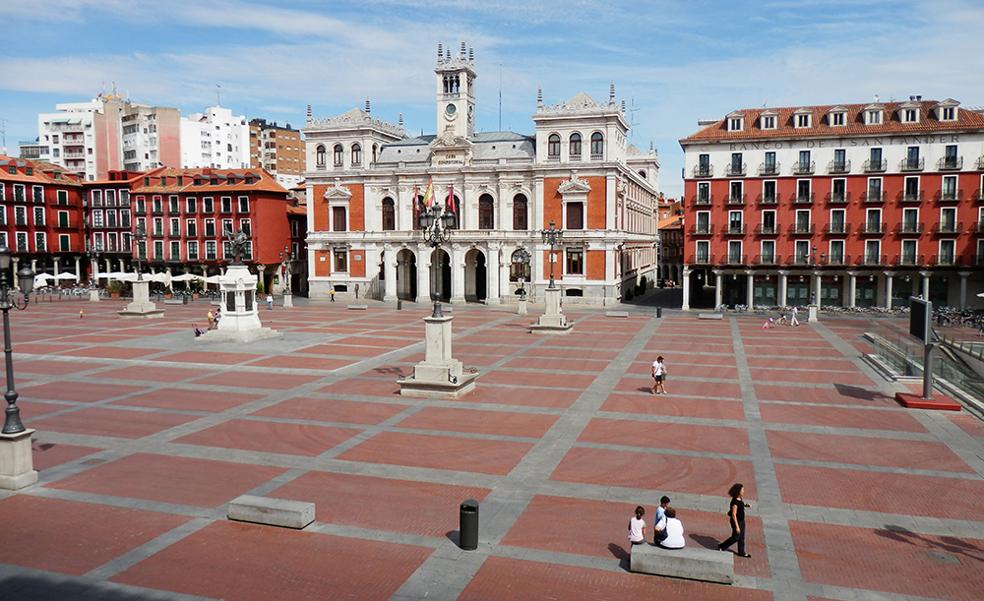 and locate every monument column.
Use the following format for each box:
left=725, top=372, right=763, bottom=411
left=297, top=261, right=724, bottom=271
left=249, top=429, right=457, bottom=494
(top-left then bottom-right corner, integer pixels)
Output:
left=681, top=267, right=691, bottom=310
left=778, top=270, right=788, bottom=308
